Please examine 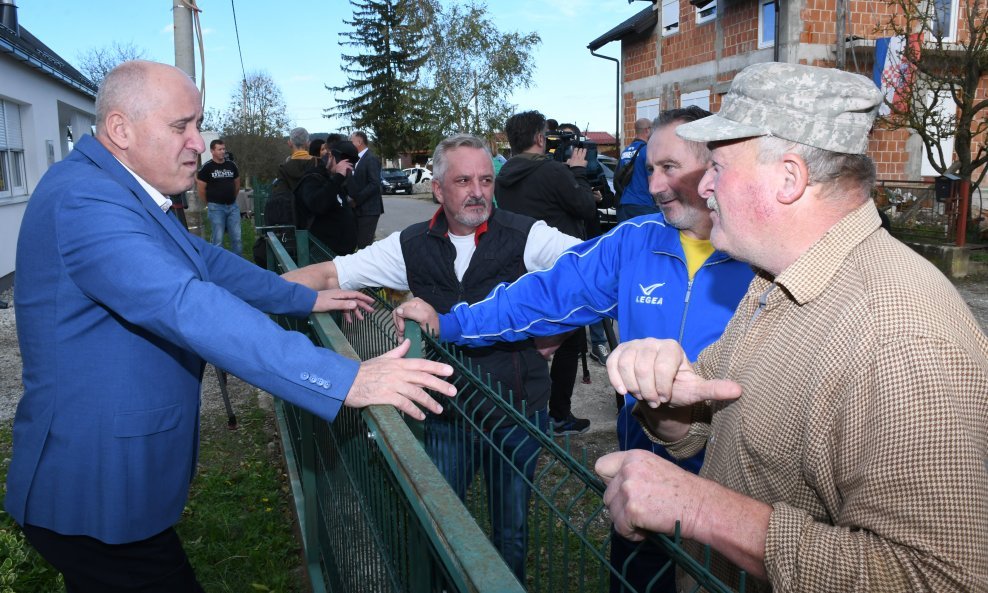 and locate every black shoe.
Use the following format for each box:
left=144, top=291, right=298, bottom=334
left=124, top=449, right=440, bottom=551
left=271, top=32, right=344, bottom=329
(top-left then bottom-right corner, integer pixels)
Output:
left=551, top=413, right=591, bottom=435
left=589, top=343, right=610, bottom=365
